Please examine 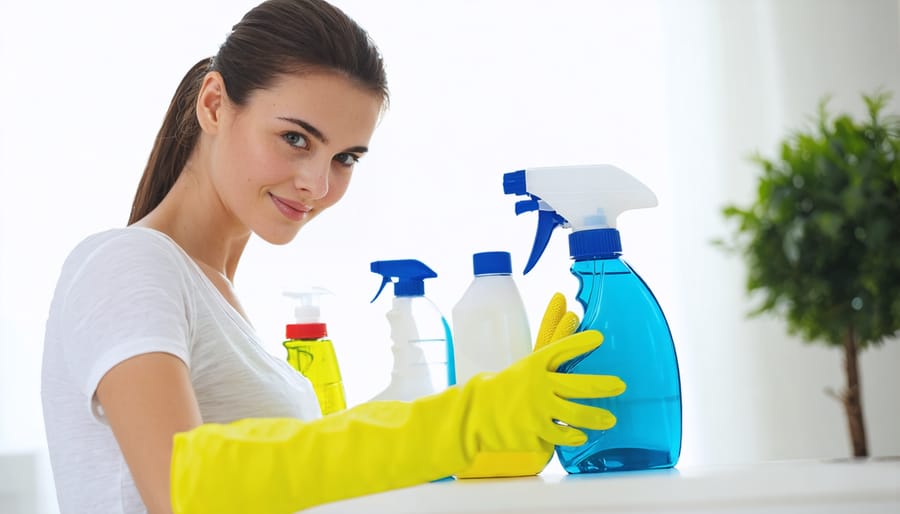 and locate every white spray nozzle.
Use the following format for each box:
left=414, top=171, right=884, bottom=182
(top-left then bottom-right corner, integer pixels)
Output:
left=512, top=165, right=657, bottom=230
left=503, top=164, right=658, bottom=273
left=283, top=286, right=333, bottom=324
